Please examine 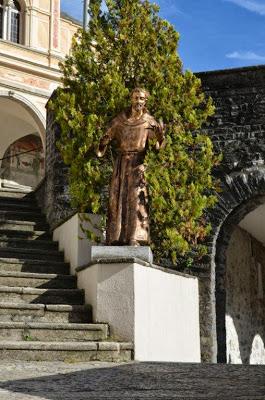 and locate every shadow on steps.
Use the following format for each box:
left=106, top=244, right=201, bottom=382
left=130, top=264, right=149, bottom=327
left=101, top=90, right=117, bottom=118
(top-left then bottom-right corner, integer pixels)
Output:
left=0, top=362, right=265, bottom=399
